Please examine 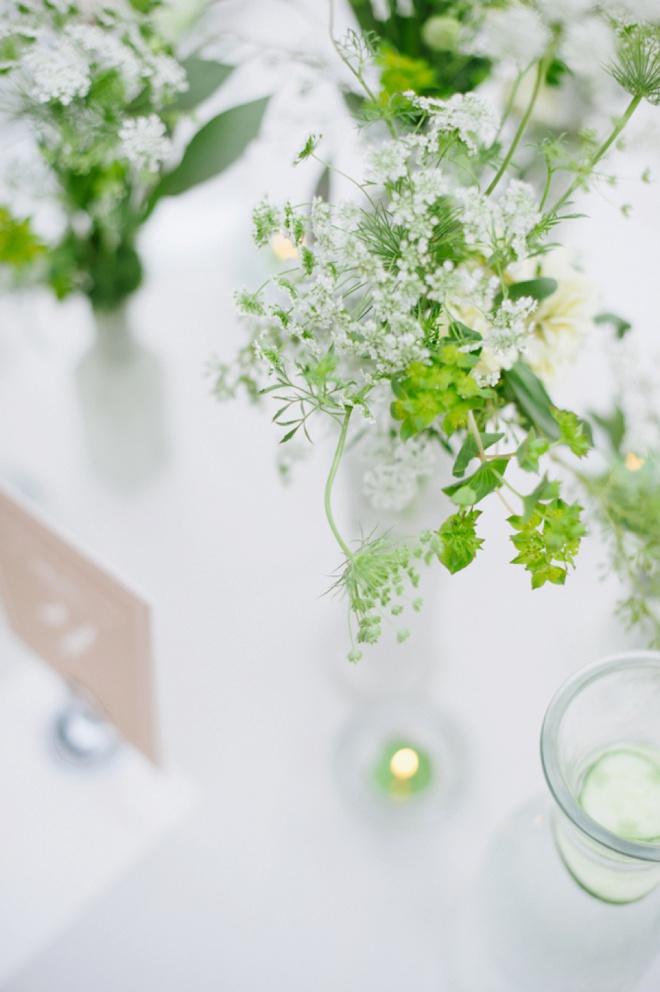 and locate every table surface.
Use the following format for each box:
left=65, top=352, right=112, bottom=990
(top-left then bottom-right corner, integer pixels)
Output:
left=2, top=4, right=660, bottom=988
